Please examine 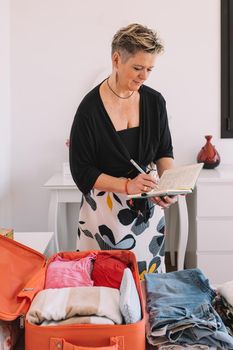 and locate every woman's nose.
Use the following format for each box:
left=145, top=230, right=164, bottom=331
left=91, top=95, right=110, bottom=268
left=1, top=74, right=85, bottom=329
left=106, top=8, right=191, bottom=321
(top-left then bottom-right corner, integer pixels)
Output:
left=139, top=69, right=149, bottom=80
